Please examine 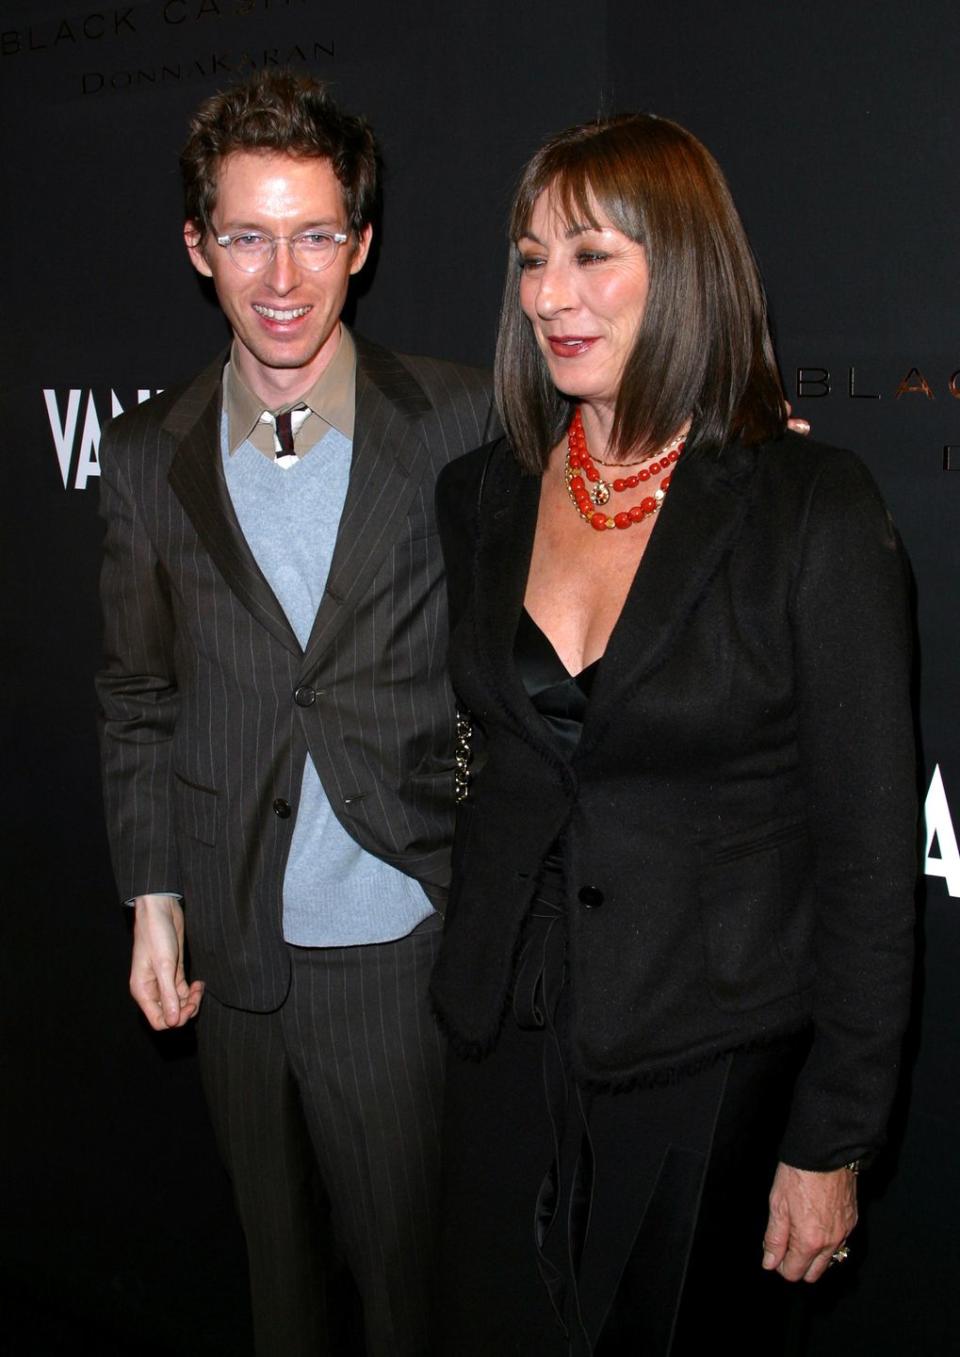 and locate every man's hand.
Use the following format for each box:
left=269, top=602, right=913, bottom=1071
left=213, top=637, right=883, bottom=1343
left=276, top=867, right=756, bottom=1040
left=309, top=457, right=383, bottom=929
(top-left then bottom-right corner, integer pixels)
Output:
left=762, top=1161, right=857, bottom=1283
left=785, top=403, right=810, bottom=436
left=130, top=894, right=204, bottom=1030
